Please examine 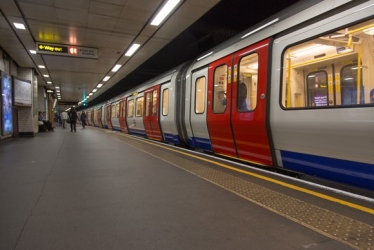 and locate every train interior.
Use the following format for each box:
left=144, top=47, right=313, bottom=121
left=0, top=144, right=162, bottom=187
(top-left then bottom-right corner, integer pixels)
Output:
left=282, top=19, right=374, bottom=108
